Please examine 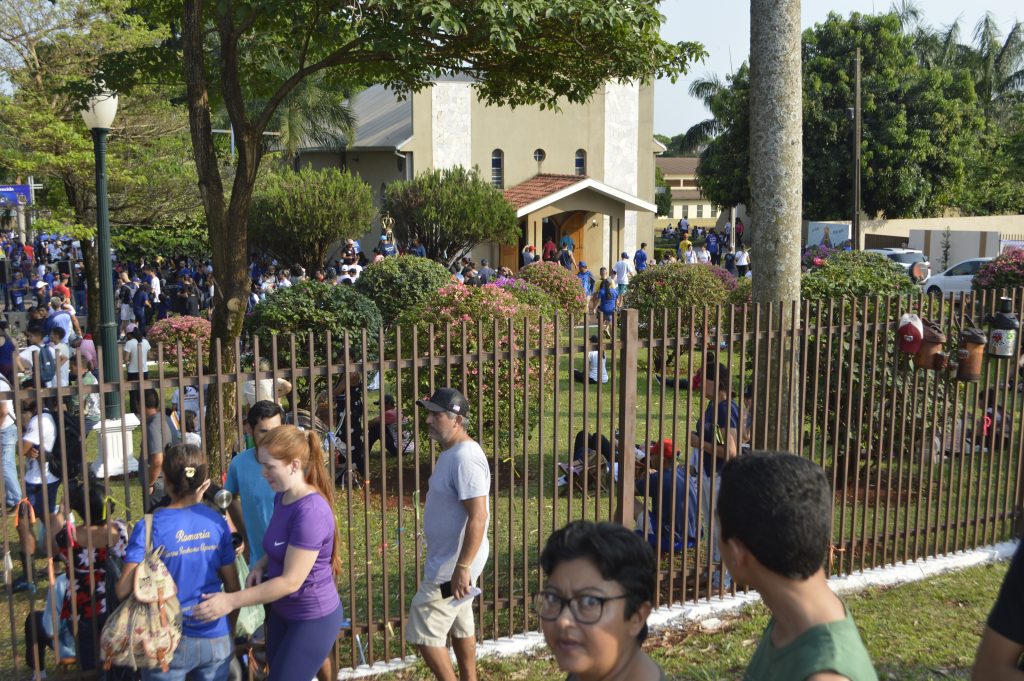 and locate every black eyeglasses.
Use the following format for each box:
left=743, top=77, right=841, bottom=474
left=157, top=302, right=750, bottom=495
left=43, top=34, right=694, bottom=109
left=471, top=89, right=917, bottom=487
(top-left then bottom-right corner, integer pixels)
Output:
left=533, top=591, right=628, bottom=624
